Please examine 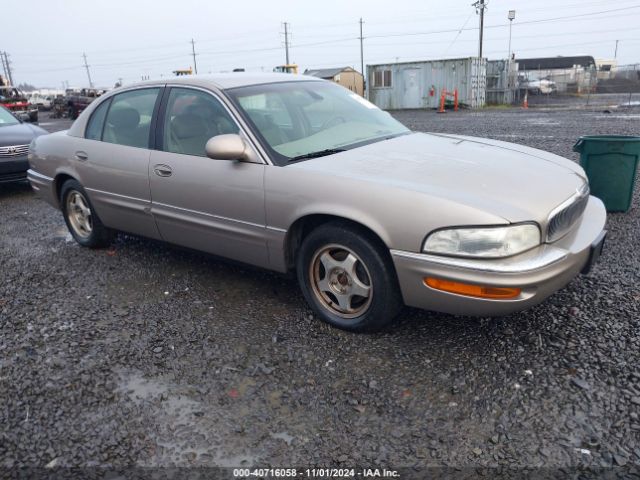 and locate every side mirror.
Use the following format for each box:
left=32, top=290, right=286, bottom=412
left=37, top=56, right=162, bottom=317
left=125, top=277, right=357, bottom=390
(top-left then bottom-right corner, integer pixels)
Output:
left=205, top=134, right=253, bottom=162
